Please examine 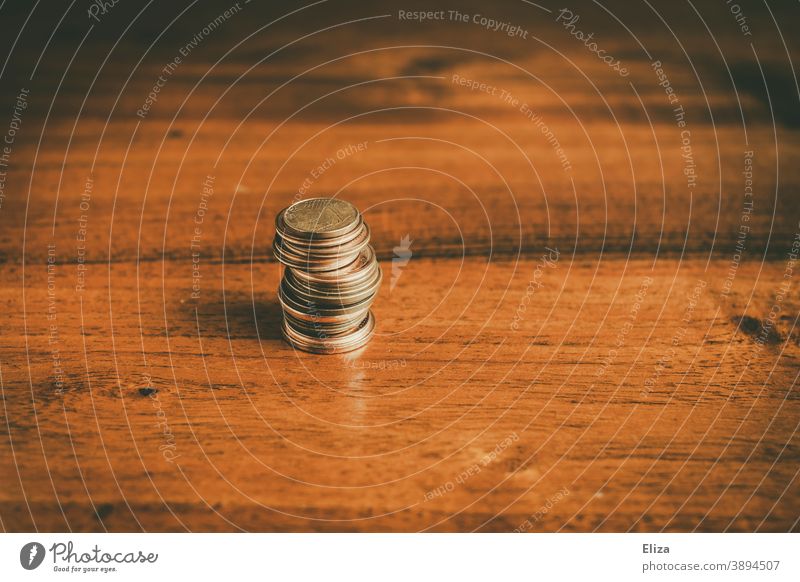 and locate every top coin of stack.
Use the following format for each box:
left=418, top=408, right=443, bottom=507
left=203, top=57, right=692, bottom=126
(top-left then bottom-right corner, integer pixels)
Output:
left=273, top=198, right=381, bottom=354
